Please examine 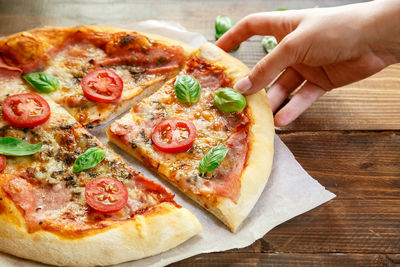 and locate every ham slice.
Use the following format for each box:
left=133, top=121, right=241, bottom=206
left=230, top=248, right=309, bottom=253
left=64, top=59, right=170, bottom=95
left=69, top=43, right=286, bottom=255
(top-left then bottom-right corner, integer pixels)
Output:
left=0, top=56, right=22, bottom=77
left=3, top=176, right=71, bottom=232
left=209, top=128, right=249, bottom=202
